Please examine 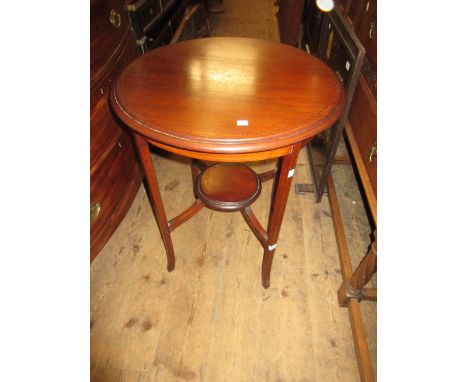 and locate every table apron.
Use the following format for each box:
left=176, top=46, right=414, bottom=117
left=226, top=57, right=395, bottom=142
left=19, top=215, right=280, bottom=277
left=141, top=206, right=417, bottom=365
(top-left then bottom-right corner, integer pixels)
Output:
left=147, top=138, right=294, bottom=162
